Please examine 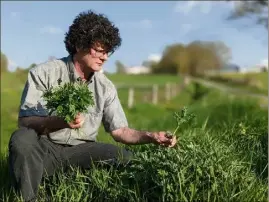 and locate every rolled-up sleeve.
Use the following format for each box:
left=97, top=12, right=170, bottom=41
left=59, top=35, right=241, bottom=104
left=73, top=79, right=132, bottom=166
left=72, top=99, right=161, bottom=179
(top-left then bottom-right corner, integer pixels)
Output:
left=102, top=85, right=128, bottom=132
left=19, top=68, right=49, bottom=117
